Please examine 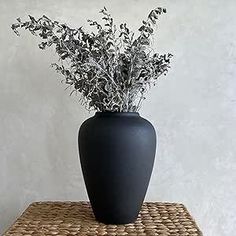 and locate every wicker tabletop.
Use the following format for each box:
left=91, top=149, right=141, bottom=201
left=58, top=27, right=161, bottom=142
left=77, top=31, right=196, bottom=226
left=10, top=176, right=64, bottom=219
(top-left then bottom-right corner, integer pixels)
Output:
left=4, top=201, right=202, bottom=236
